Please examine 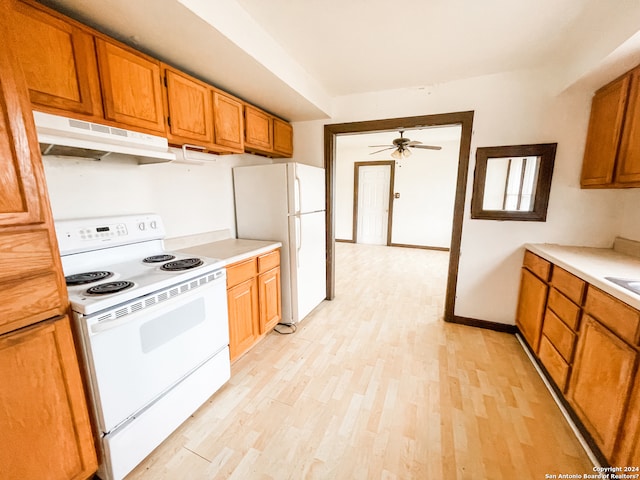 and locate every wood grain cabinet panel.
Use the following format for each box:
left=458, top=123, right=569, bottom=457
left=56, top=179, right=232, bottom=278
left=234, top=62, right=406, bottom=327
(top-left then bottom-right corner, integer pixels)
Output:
left=244, top=104, right=273, bottom=152
left=258, top=267, right=281, bottom=334
left=615, top=374, right=640, bottom=466
left=522, top=250, right=551, bottom=281
left=227, top=278, right=259, bottom=361
left=516, top=268, right=548, bottom=353
left=615, top=67, right=640, bottom=185
left=0, top=32, right=46, bottom=227
left=163, top=65, right=214, bottom=147
left=227, top=258, right=257, bottom=288
left=542, top=309, right=576, bottom=362
left=585, top=286, right=640, bottom=345
left=273, top=117, right=293, bottom=157
left=581, top=74, right=630, bottom=187
left=0, top=316, right=97, bottom=480
left=538, top=335, right=570, bottom=392
left=547, top=287, right=581, bottom=330
left=568, top=316, right=638, bottom=459
left=213, top=91, right=244, bottom=153
left=551, top=267, right=586, bottom=305
left=10, top=0, right=103, bottom=118
left=96, top=38, right=165, bottom=134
